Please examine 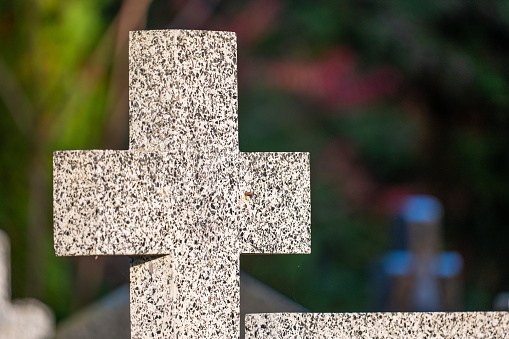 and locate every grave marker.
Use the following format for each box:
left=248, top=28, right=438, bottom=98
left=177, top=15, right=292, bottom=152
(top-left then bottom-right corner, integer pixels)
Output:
left=0, top=230, right=55, bottom=339
left=53, top=30, right=310, bottom=338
